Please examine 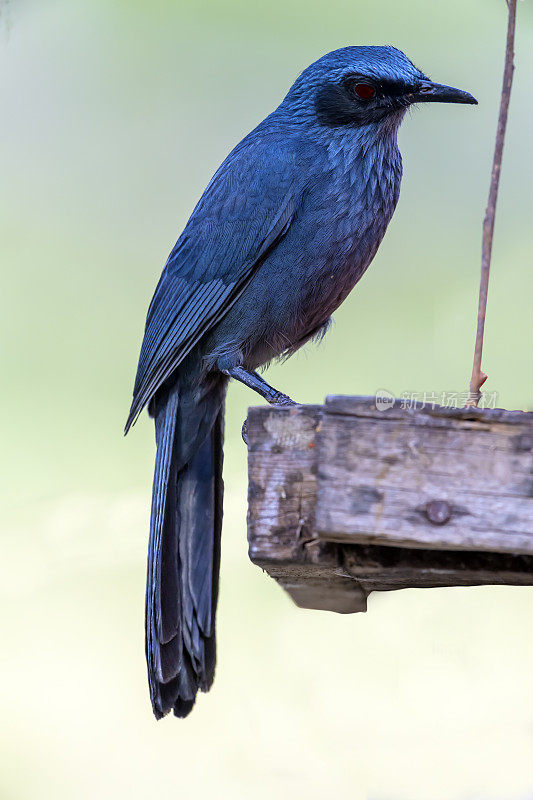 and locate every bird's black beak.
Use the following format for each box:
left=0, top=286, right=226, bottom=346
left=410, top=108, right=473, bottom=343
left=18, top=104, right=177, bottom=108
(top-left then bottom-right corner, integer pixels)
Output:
left=408, top=80, right=478, bottom=106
